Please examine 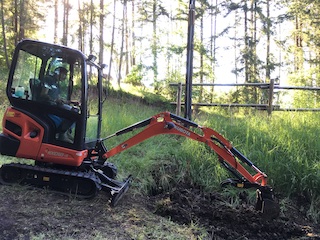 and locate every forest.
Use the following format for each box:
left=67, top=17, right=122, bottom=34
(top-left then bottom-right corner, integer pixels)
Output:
left=0, top=0, right=319, bottom=108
